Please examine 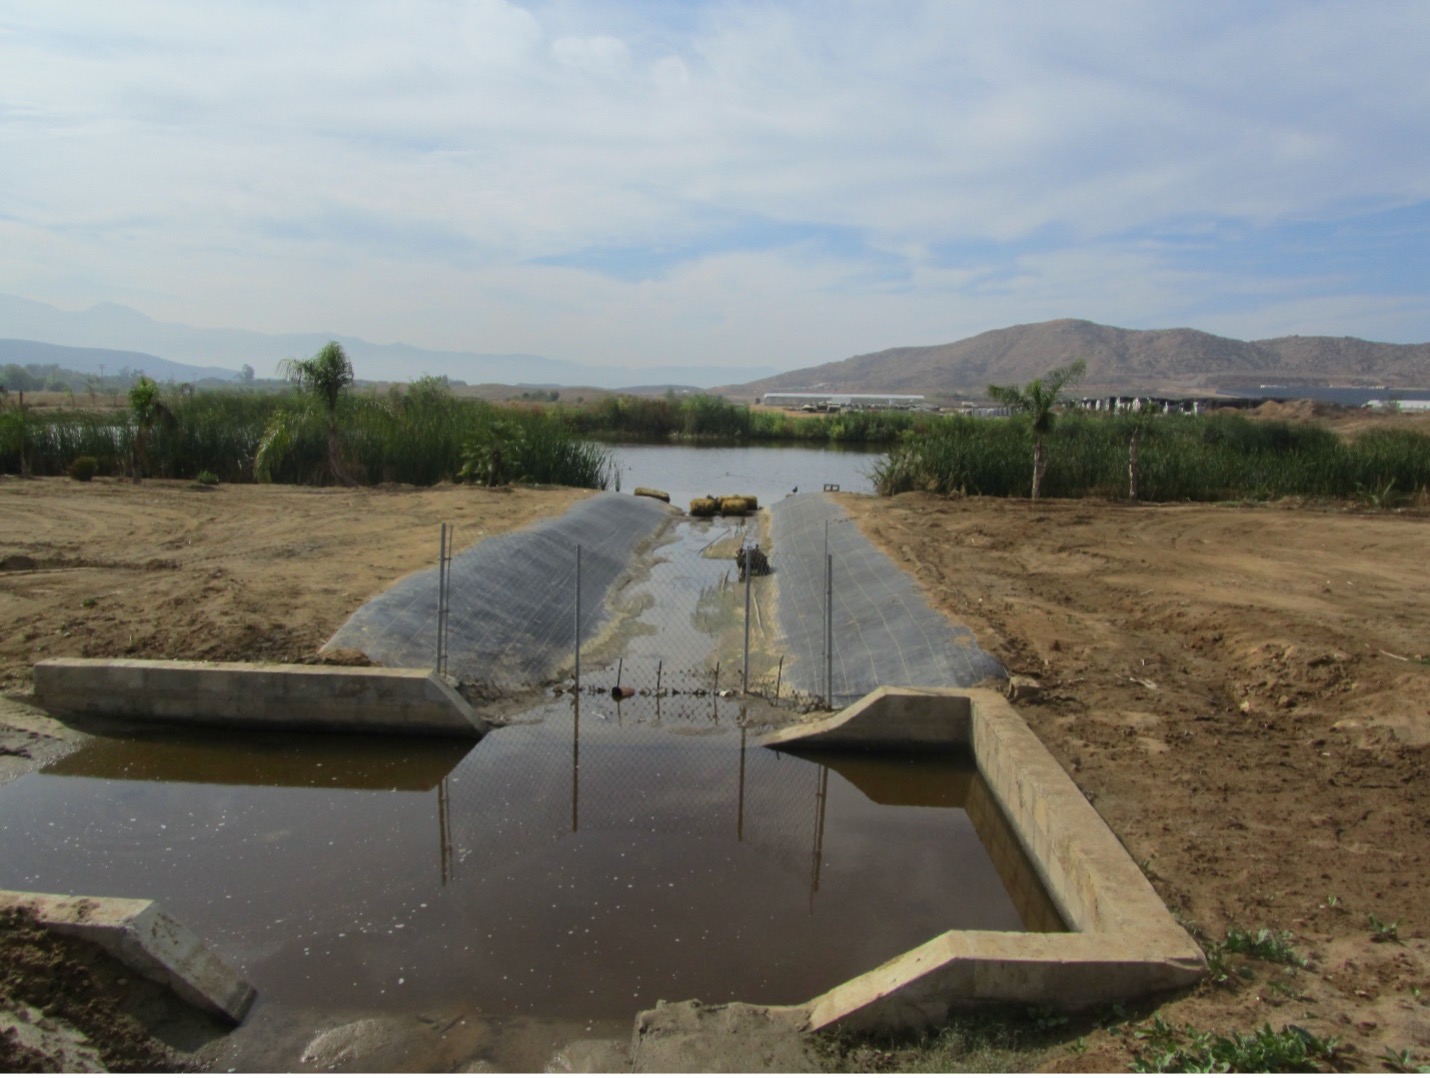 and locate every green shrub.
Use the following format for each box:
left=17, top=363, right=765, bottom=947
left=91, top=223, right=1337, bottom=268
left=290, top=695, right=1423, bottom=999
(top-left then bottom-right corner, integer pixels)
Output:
left=67, top=455, right=99, bottom=482
left=196, top=469, right=220, bottom=486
